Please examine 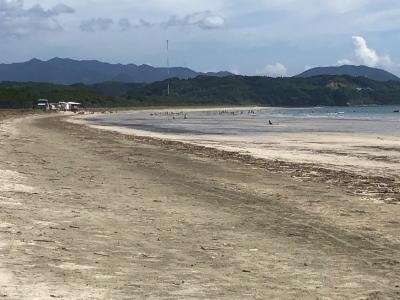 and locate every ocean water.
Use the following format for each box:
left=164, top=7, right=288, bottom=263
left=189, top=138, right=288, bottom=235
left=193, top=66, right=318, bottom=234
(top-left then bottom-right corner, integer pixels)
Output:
left=86, top=106, right=400, bottom=136
left=267, top=105, right=400, bottom=121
